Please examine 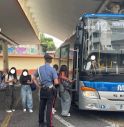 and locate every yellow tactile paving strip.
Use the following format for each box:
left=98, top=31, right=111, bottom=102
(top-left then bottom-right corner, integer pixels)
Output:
left=1, top=112, right=13, bottom=127
left=1, top=97, right=20, bottom=127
